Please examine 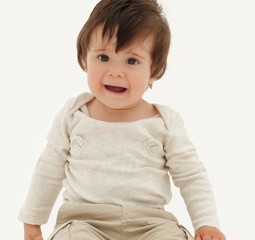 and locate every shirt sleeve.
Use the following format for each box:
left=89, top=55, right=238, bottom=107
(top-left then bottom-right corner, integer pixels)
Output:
left=164, top=112, right=220, bottom=231
left=18, top=100, right=72, bottom=225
